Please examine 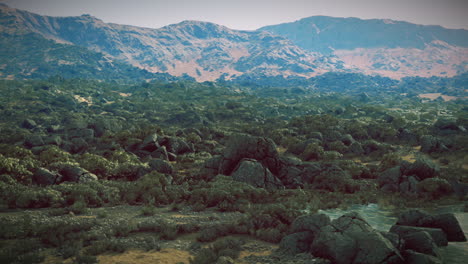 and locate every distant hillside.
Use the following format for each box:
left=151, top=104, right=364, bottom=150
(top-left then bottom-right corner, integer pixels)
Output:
left=259, top=16, right=468, bottom=78
left=259, top=16, right=468, bottom=53
left=0, top=32, right=161, bottom=81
